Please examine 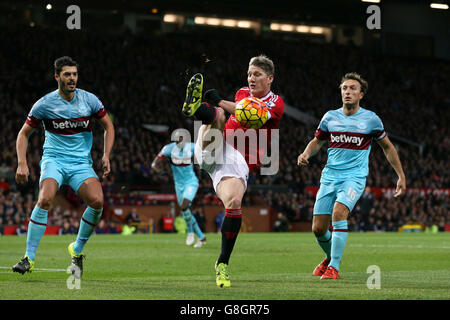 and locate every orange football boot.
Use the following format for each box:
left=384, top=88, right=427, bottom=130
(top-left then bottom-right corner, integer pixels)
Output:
left=312, top=258, right=330, bottom=276
left=321, top=266, right=340, bottom=279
